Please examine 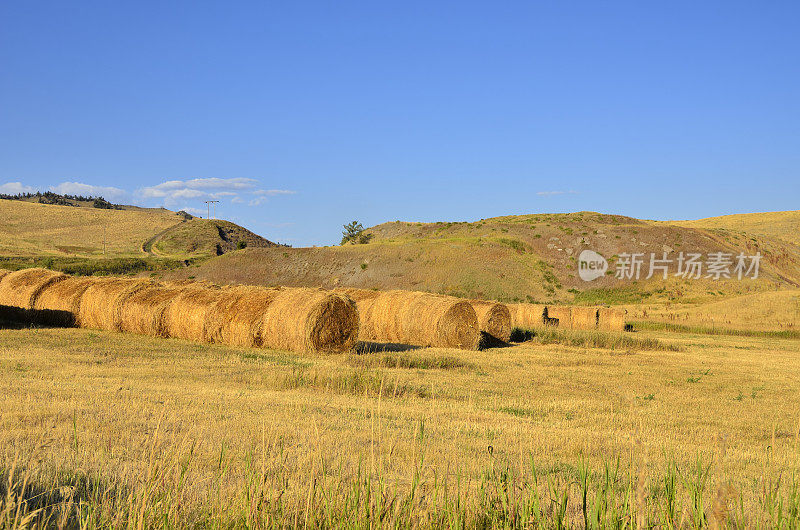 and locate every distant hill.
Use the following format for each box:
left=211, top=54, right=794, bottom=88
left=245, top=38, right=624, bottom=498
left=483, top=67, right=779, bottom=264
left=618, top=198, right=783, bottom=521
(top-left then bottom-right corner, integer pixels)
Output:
left=0, top=197, right=276, bottom=261
left=668, top=210, right=800, bottom=246
left=162, top=211, right=800, bottom=304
